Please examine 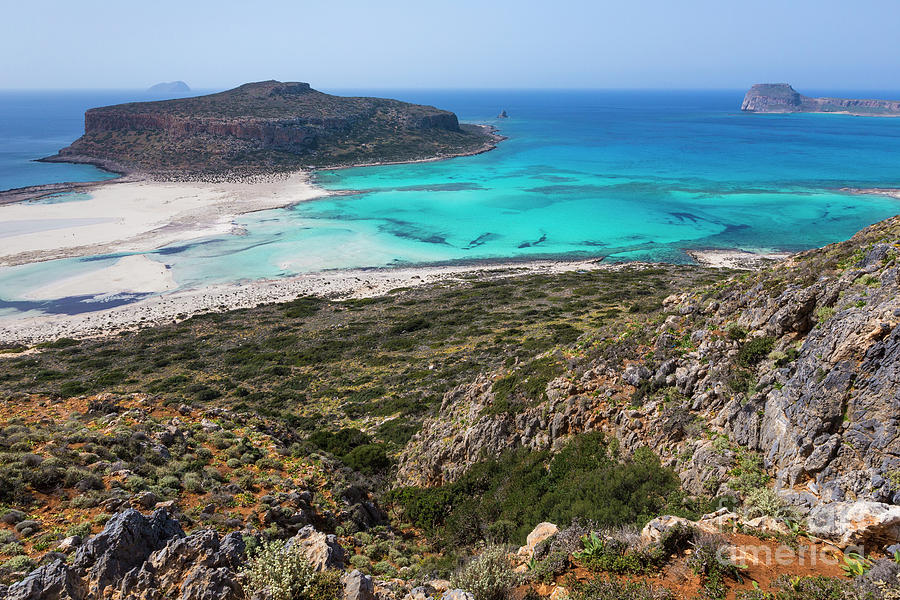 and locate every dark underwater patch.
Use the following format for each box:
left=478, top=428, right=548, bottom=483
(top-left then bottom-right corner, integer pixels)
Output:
left=465, top=232, right=501, bottom=249
left=379, top=219, right=451, bottom=245
left=524, top=184, right=608, bottom=195
left=518, top=233, right=548, bottom=248
left=389, top=182, right=484, bottom=192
